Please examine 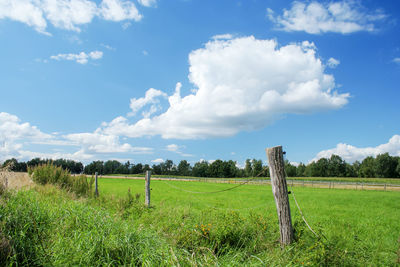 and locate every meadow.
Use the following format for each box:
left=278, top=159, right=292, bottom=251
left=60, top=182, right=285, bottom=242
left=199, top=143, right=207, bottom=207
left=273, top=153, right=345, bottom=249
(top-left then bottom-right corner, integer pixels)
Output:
left=98, top=178, right=400, bottom=265
left=1, top=175, right=400, bottom=266
left=103, top=173, right=400, bottom=185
